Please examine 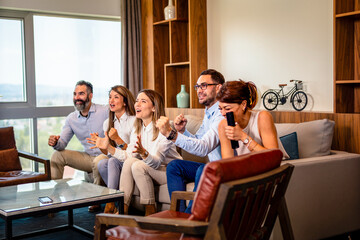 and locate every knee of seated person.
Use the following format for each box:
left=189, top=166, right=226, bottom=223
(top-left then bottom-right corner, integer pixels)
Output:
left=166, top=159, right=182, bottom=173
left=50, top=150, right=62, bottom=162
left=131, top=160, right=147, bottom=174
